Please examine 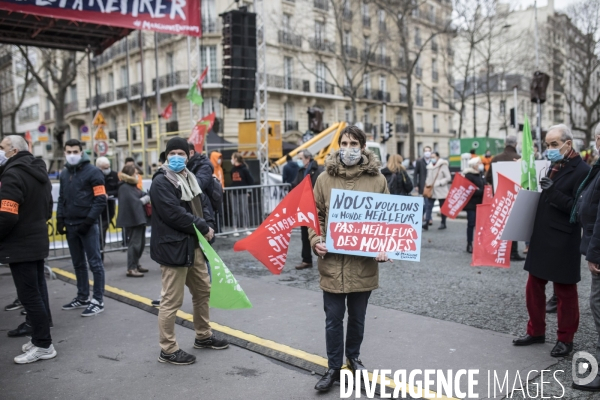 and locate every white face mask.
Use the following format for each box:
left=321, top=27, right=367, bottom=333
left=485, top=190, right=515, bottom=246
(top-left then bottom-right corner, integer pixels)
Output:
left=340, top=147, right=362, bottom=166
left=478, top=164, right=484, bottom=172
left=0, top=150, right=7, bottom=166
left=66, top=153, right=82, bottom=165
left=423, top=151, right=431, bottom=158
left=101, top=168, right=111, bottom=176
left=217, top=159, right=222, bottom=165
